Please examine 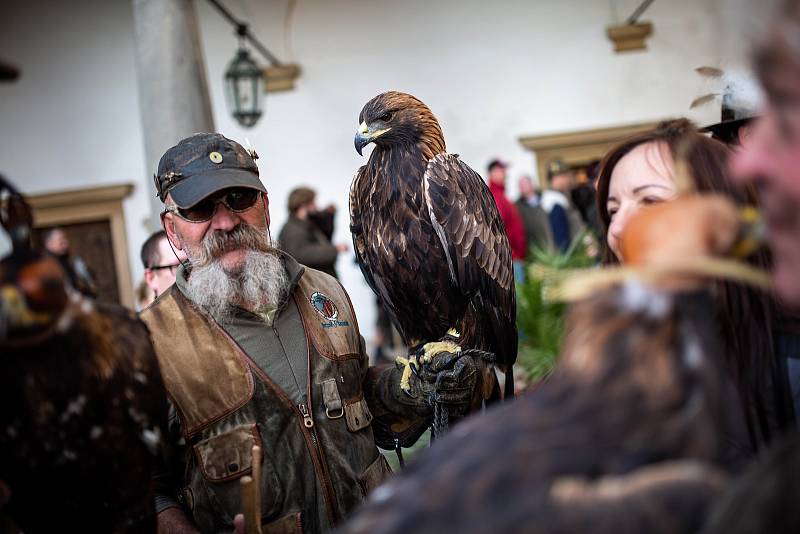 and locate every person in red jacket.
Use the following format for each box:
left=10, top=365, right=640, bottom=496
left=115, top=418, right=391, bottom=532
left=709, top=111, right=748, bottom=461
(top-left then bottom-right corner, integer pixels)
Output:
left=487, top=159, right=527, bottom=281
